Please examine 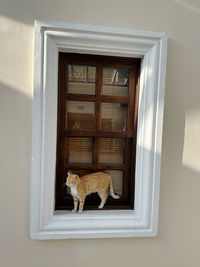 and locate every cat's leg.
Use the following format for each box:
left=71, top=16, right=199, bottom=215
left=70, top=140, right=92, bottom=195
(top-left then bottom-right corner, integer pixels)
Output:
left=98, top=191, right=108, bottom=209
left=72, top=197, right=78, bottom=213
left=78, top=197, right=85, bottom=213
